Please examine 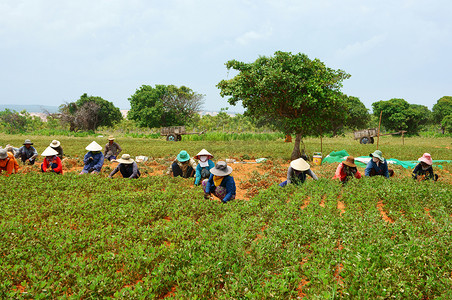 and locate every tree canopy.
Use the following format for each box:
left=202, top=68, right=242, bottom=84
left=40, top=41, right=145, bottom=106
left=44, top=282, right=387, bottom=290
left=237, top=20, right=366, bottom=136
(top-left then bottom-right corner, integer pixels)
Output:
left=217, top=51, right=352, bottom=159
left=59, top=93, right=122, bottom=131
left=128, top=84, right=204, bottom=128
left=432, top=96, right=452, bottom=133
left=371, top=98, right=430, bottom=134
